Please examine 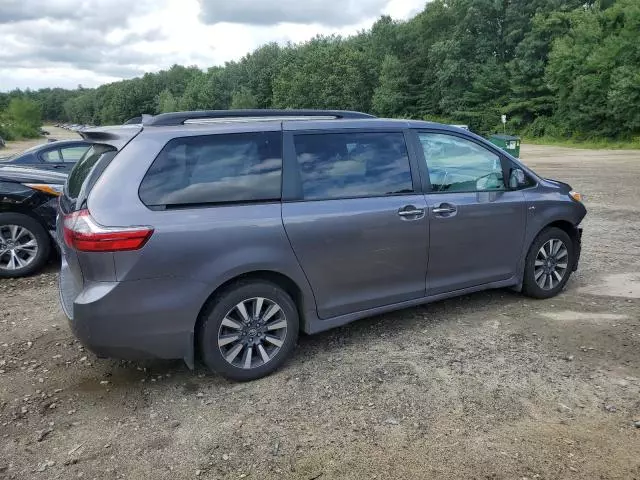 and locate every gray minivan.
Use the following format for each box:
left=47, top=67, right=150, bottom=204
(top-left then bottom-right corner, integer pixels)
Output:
left=58, top=110, right=586, bottom=381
